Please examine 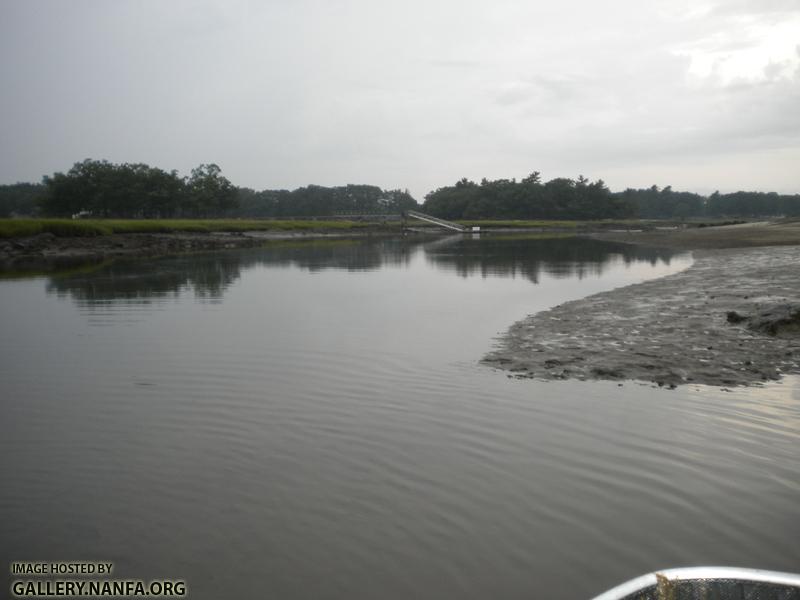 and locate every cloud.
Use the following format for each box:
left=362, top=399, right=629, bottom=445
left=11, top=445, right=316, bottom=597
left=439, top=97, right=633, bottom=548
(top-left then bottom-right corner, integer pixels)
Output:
left=709, top=0, right=800, bottom=19
left=1, top=0, right=798, bottom=198
left=670, top=2, right=800, bottom=84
